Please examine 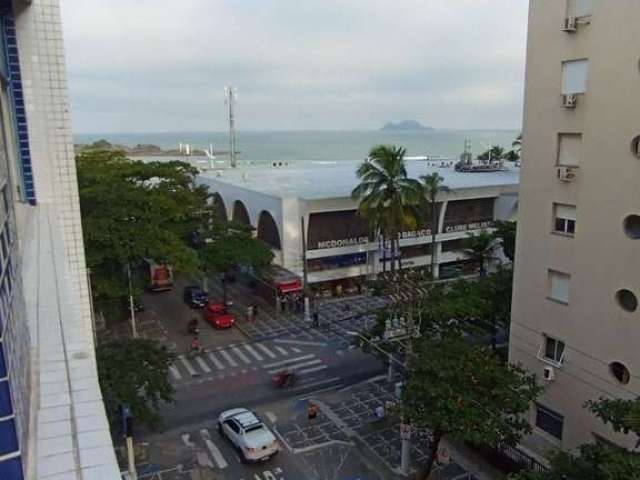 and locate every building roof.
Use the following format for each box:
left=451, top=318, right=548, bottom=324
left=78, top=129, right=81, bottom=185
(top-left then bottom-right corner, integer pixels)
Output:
left=198, top=159, right=520, bottom=200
